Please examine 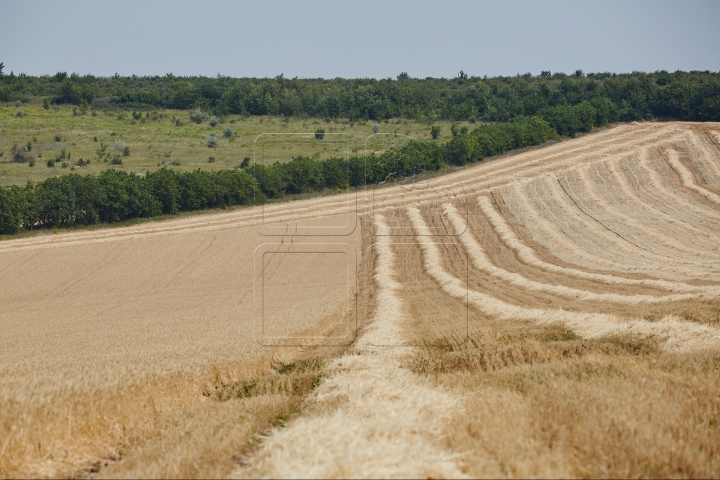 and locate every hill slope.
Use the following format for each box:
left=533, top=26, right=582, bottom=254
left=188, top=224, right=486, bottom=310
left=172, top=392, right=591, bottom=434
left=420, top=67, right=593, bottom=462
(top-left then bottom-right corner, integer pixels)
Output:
left=1, top=122, right=720, bottom=478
